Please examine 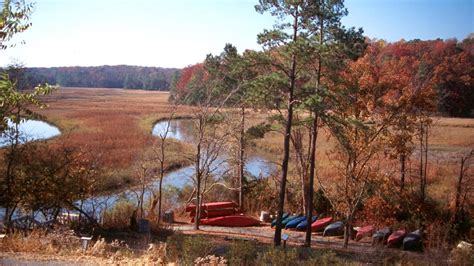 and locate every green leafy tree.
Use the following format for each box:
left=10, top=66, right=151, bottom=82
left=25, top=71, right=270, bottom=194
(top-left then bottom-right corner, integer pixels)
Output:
left=253, top=0, right=317, bottom=246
